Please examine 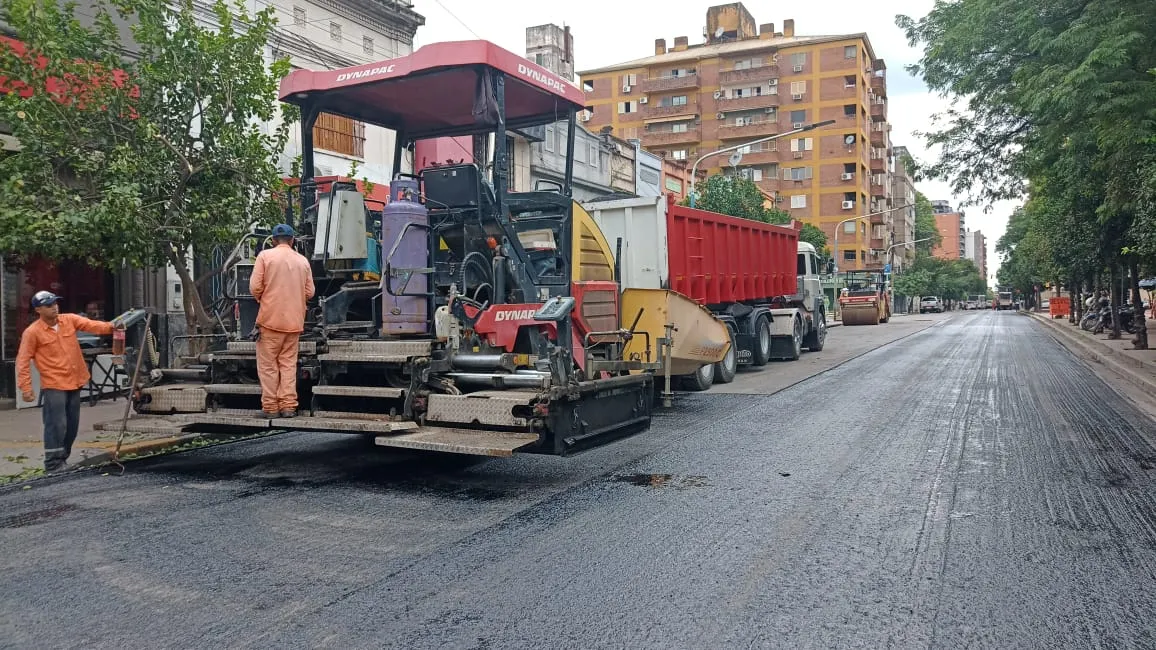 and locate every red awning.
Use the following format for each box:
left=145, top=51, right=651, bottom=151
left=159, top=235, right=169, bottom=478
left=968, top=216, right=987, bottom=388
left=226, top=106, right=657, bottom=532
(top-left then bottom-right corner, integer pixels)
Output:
left=279, top=40, right=586, bottom=139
